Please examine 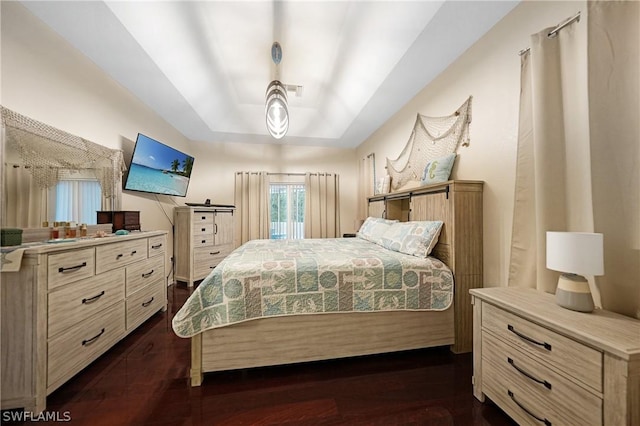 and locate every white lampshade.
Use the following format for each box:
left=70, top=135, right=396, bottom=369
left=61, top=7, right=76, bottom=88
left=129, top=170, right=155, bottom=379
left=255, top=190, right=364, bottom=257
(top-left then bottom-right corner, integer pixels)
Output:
left=546, top=232, right=604, bottom=276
